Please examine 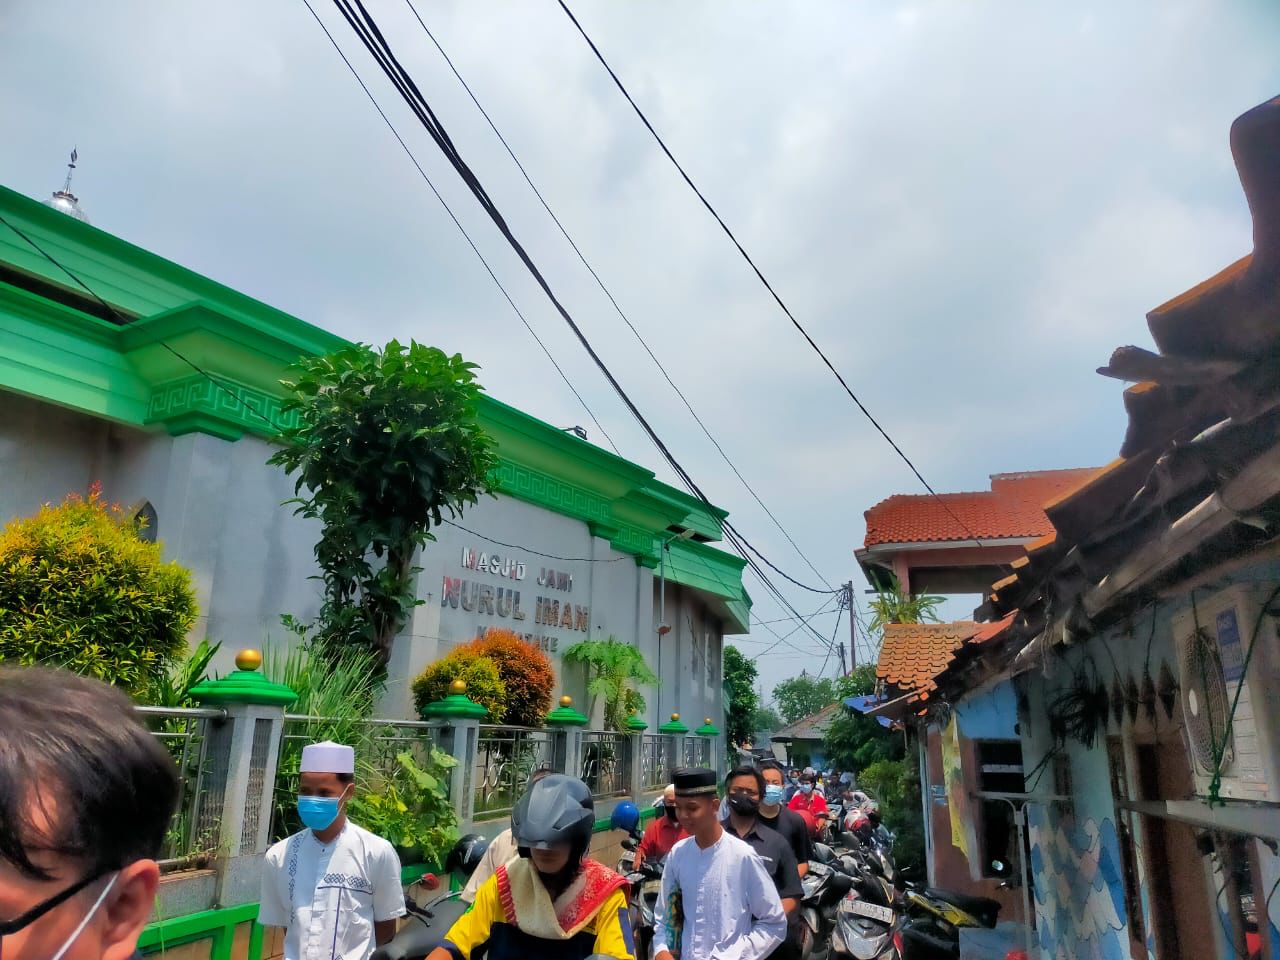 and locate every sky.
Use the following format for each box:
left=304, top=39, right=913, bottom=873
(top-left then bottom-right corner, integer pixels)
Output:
left=2, top=0, right=1277, bottom=700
